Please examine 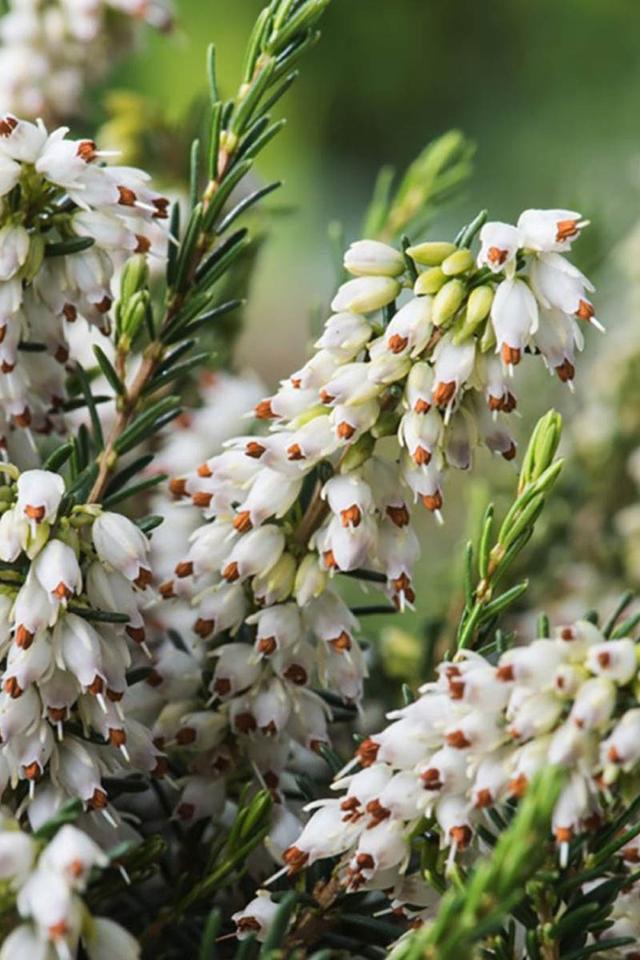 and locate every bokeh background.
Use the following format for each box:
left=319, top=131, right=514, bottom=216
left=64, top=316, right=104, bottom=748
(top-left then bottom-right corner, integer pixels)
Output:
left=102, top=0, right=640, bottom=691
